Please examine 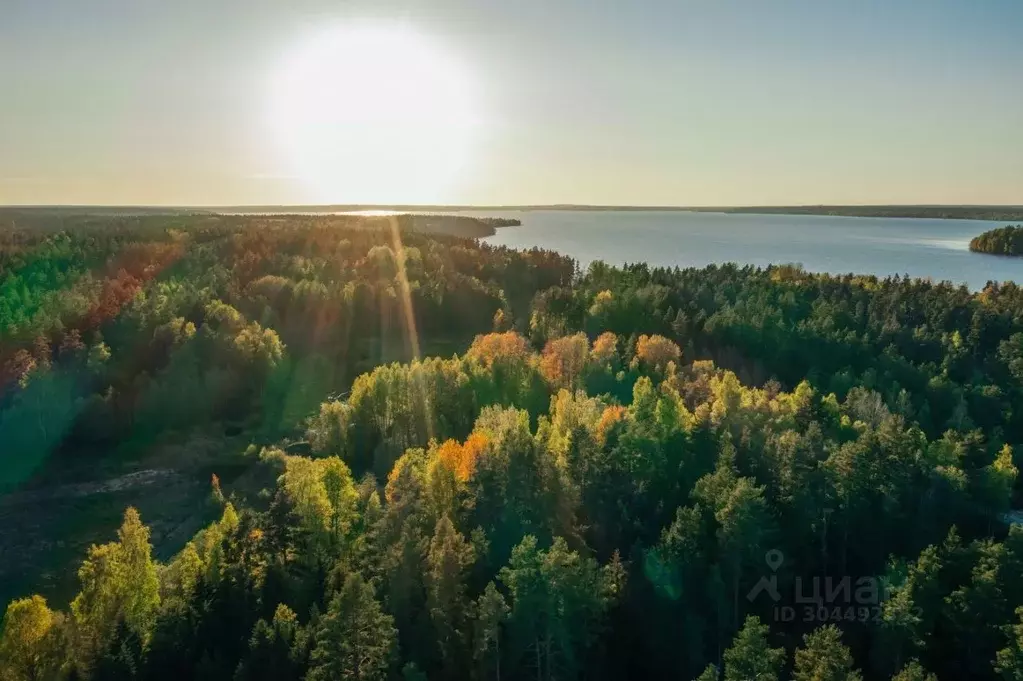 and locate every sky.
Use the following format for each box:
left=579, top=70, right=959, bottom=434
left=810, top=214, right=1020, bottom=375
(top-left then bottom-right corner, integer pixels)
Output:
left=2, top=0, right=1022, bottom=206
